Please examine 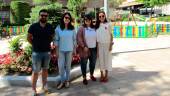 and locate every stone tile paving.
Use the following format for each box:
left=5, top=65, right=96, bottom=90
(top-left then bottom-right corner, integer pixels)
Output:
left=1, top=48, right=170, bottom=96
